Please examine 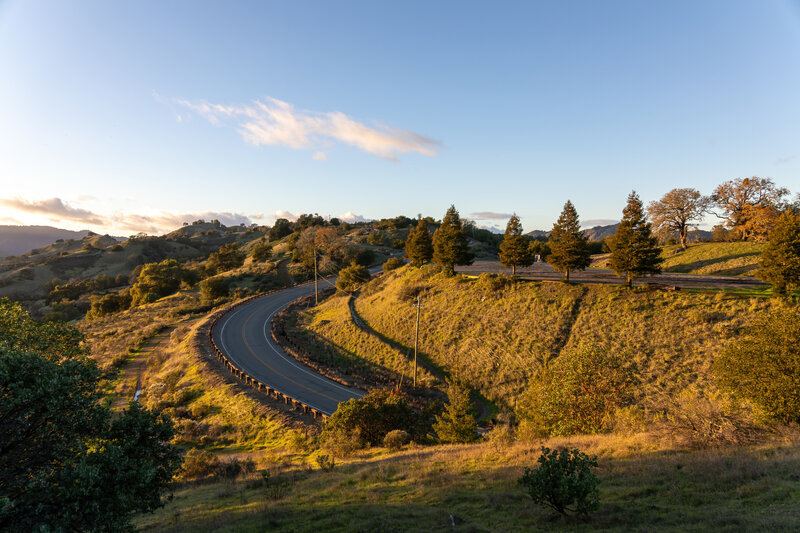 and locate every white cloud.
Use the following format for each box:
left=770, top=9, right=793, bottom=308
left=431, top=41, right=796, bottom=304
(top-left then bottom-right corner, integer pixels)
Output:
left=312, top=151, right=328, bottom=161
left=470, top=211, right=514, bottom=220
left=338, top=211, right=370, bottom=223
left=176, top=96, right=440, bottom=161
left=273, top=210, right=299, bottom=222
left=0, top=197, right=104, bottom=225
